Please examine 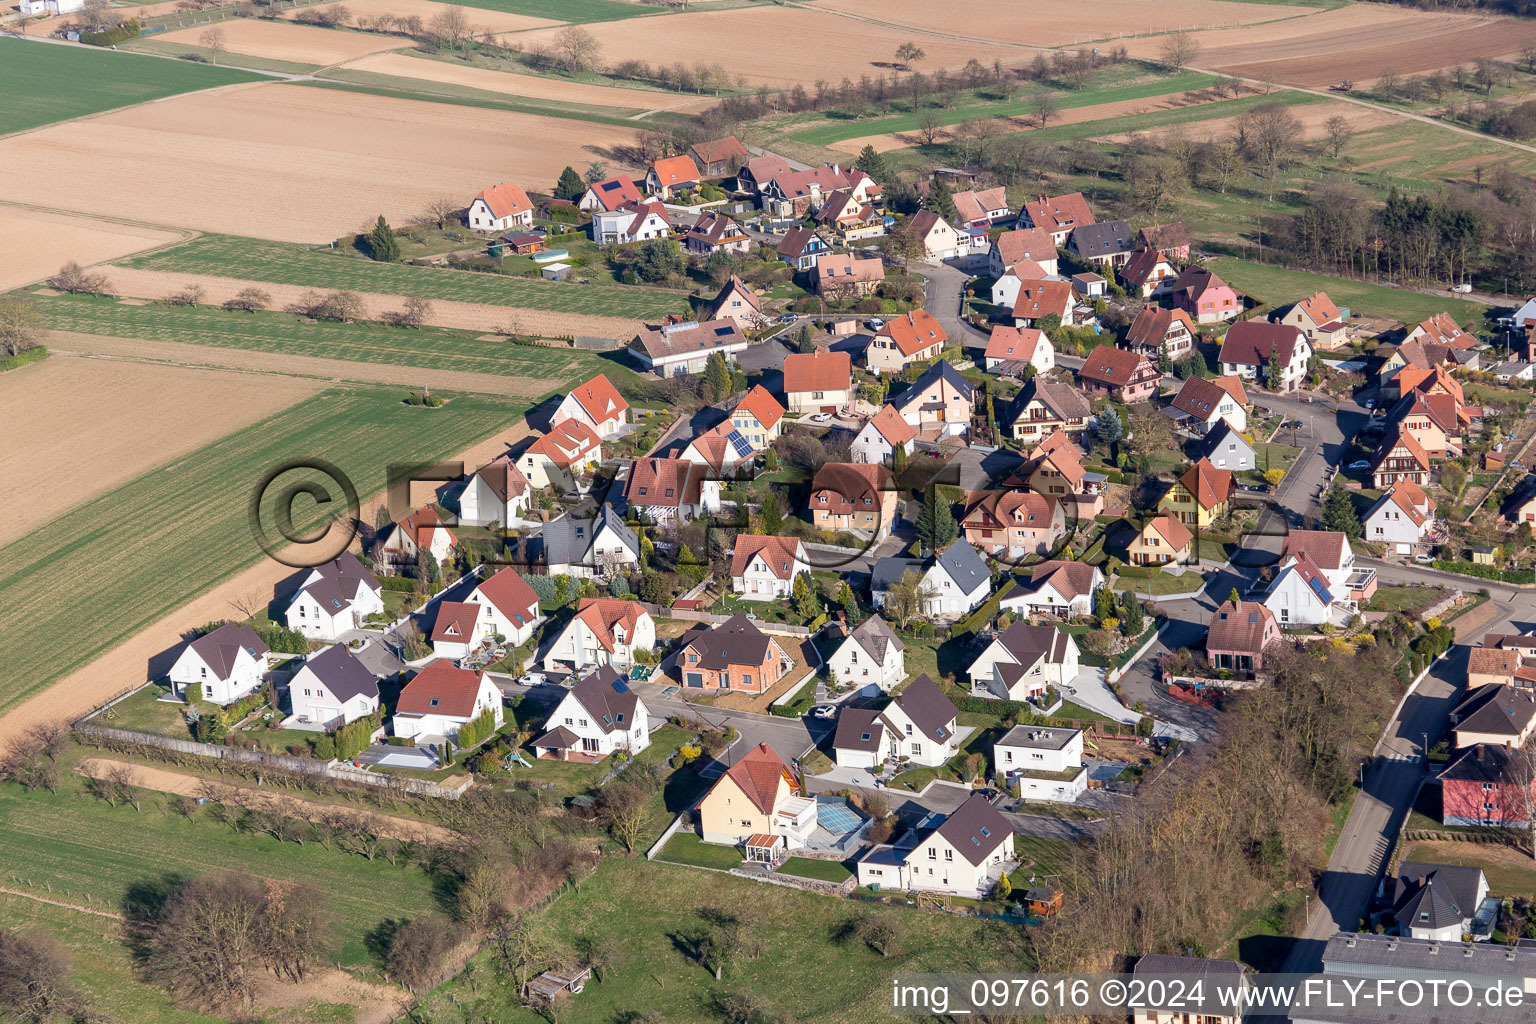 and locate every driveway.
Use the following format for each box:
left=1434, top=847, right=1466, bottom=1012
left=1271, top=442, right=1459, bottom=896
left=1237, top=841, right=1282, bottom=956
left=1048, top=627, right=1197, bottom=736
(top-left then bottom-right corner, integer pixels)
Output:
left=909, top=260, right=990, bottom=350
